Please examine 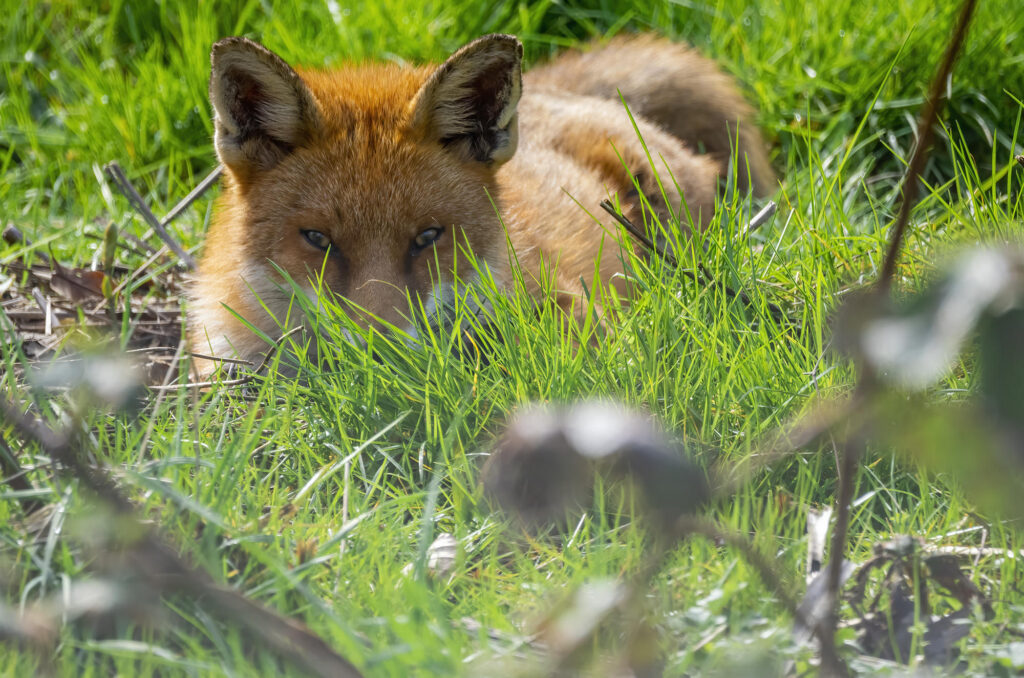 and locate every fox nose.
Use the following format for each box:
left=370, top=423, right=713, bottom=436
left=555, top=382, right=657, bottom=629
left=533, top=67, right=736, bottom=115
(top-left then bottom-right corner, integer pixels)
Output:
left=343, top=274, right=414, bottom=331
